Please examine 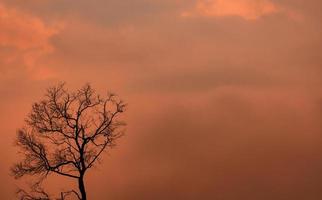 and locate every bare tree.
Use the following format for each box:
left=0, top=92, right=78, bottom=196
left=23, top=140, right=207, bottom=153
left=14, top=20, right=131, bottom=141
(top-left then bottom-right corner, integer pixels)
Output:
left=11, top=83, right=126, bottom=200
